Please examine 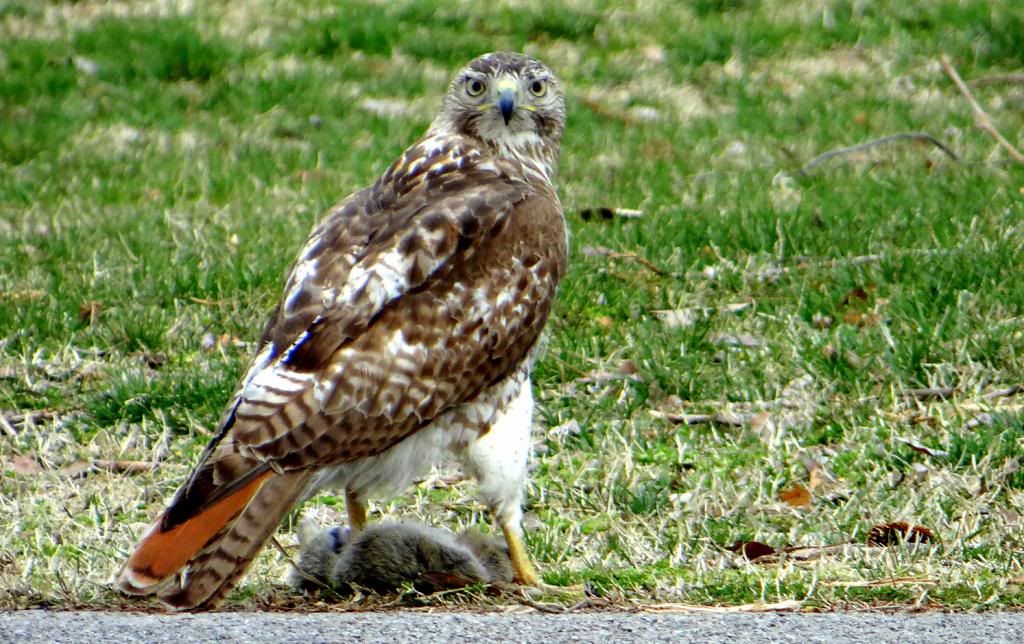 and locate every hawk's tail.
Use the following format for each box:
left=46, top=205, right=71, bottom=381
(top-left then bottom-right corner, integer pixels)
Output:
left=117, top=470, right=313, bottom=610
